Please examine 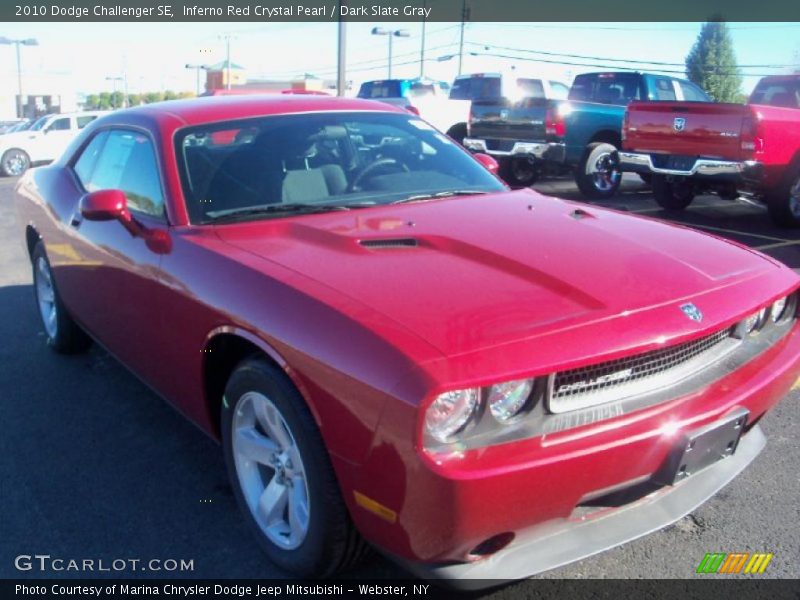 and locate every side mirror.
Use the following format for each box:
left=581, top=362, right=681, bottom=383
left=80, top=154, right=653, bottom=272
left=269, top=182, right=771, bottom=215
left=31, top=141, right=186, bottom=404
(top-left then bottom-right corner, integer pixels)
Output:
left=80, top=189, right=131, bottom=223
left=473, top=152, right=500, bottom=175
